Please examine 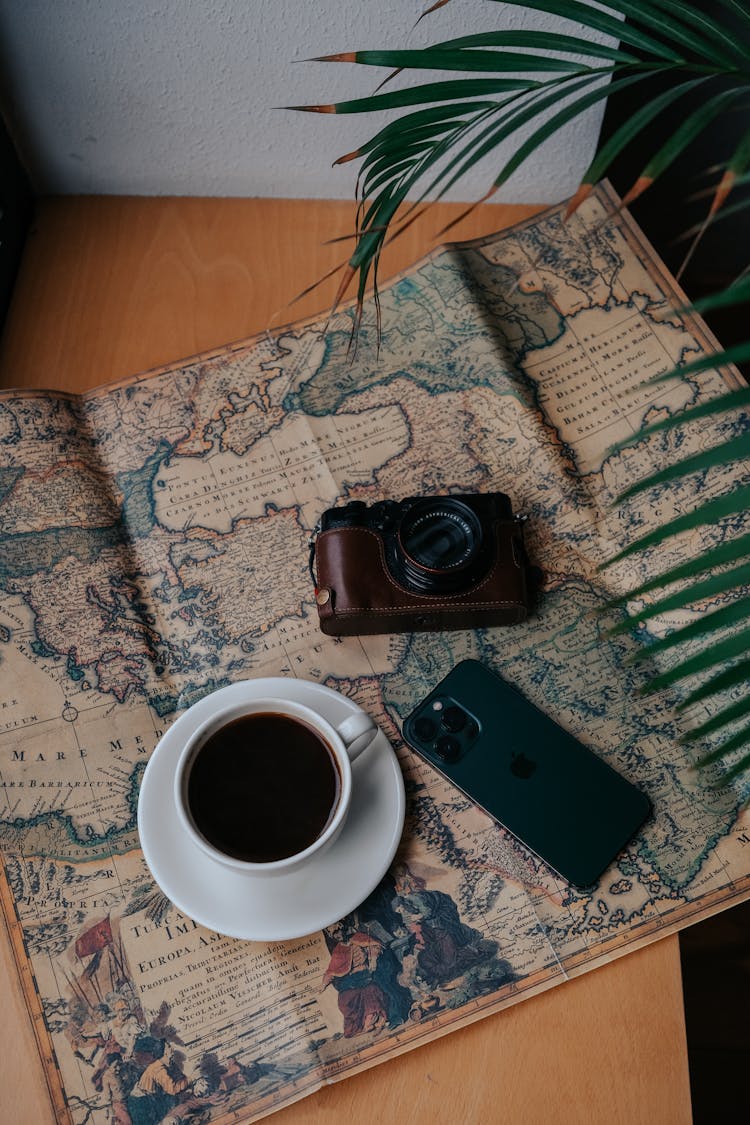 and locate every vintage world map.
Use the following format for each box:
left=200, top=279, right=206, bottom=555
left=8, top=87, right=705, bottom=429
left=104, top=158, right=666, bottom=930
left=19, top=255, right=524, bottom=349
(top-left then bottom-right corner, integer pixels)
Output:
left=0, top=183, right=749, bottom=1123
